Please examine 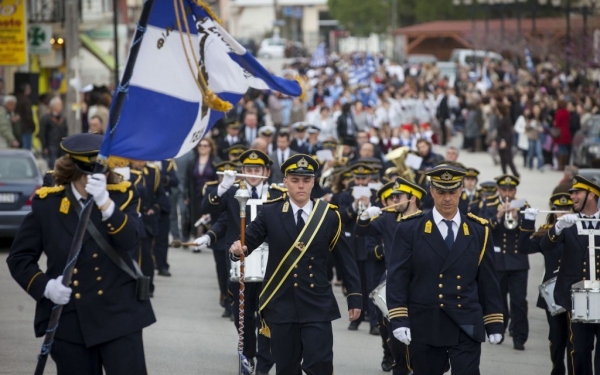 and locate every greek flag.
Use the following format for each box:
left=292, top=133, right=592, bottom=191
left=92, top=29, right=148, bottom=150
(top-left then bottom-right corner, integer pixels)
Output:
left=524, top=47, right=535, bottom=73
left=310, top=42, right=327, bottom=68
left=348, top=53, right=377, bottom=87
left=100, top=0, right=302, bottom=160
